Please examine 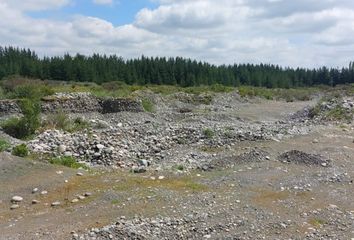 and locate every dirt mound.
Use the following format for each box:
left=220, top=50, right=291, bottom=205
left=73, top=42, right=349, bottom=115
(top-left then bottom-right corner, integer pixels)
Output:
left=278, top=150, right=330, bottom=167
left=201, top=149, right=269, bottom=170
